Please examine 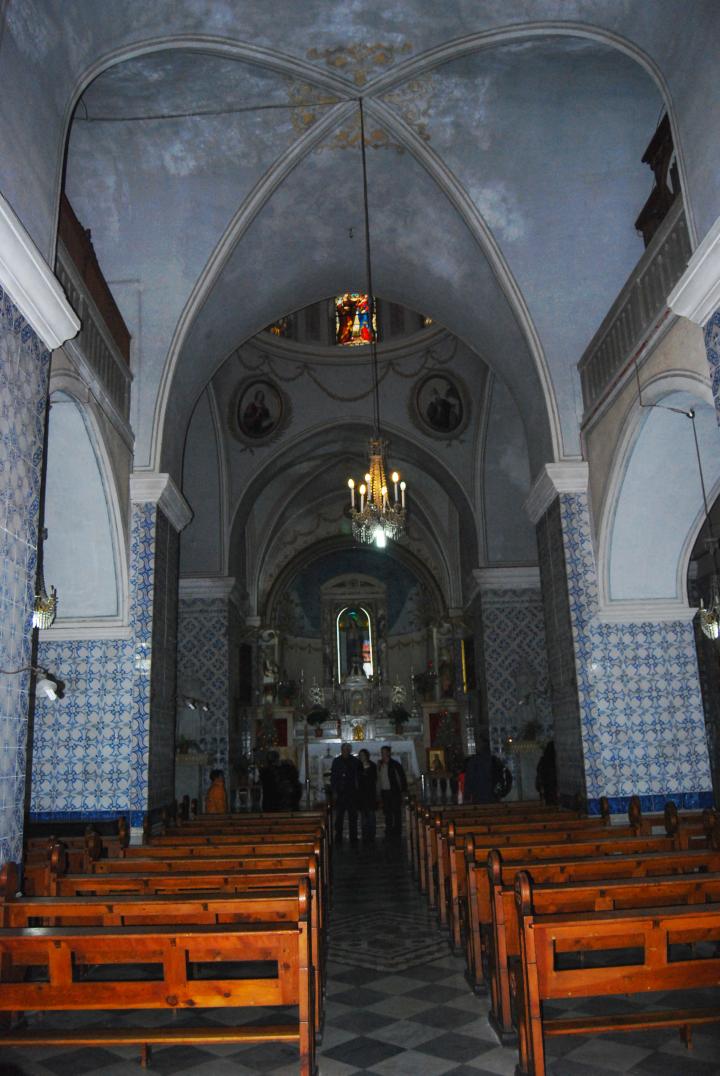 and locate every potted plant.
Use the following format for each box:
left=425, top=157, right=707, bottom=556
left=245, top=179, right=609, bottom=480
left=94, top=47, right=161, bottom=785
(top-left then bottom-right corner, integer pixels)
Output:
left=305, top=706, right=330, bottom=737
left=176, top=735, right=200, bottom=756
left=389, top=705, right=410, bottom=734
